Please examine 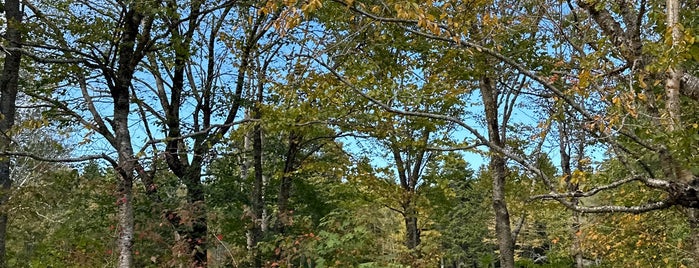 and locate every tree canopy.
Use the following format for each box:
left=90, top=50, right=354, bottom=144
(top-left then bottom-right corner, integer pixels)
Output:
left=0, top=0, right=698, bottom=267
